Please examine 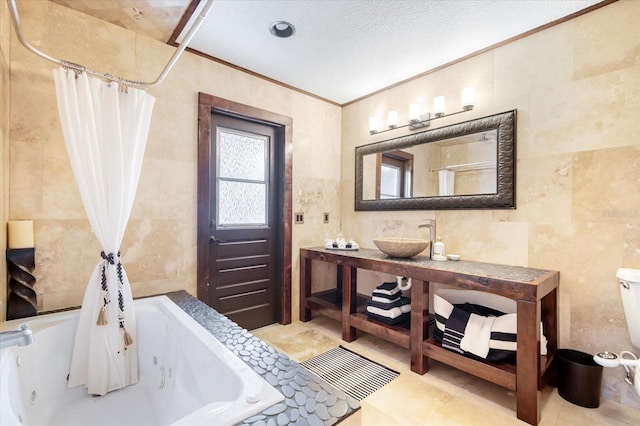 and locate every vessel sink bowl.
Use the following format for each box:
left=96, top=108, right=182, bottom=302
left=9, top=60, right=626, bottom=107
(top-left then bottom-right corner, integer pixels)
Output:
left=373, top=237, right=430, bottom=258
